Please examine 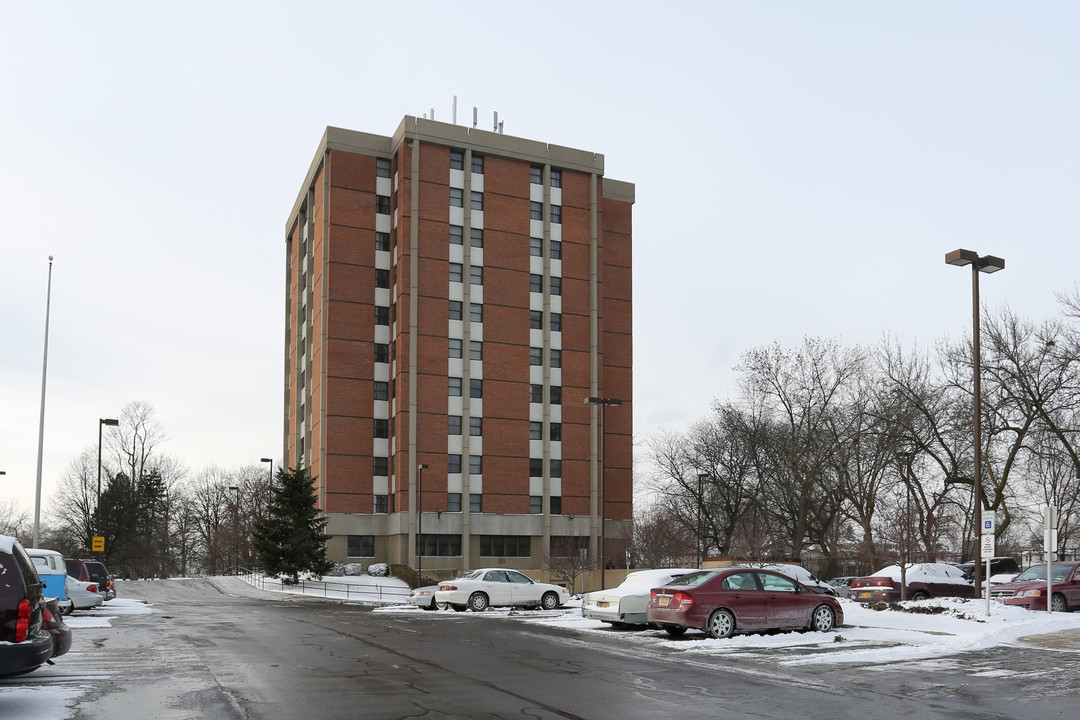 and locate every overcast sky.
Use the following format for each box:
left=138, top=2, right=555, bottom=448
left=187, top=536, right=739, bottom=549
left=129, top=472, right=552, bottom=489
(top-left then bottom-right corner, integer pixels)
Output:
left=3, top=2, right=1080, bottom=519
